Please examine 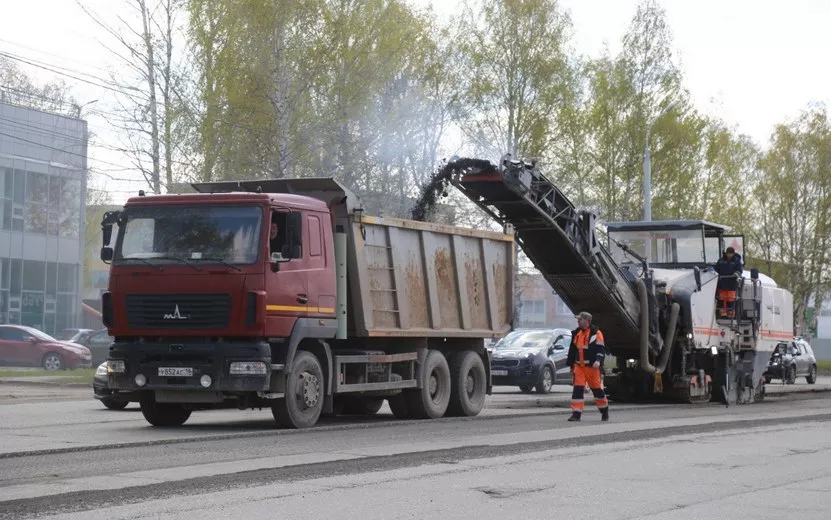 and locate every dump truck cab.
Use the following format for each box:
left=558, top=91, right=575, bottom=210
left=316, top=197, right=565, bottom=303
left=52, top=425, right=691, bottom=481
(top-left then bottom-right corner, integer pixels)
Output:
left=101, top=190, right=337, bottom=399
